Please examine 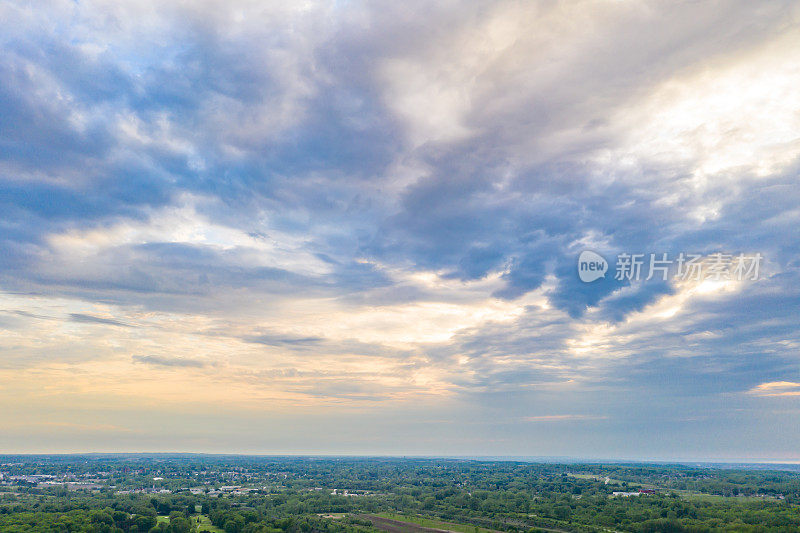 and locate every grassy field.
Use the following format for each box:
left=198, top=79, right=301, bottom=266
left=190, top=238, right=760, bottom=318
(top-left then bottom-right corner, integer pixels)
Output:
left=196, top=514, right=225, bottom=532
left=158, top=514, right=224, bottom=532
left=678, top=491, right=780, bottom=503
left=375, top=512, right=498, bottom=533
left=565, top=473, right=627, bottom=486
left=566, top=473, right=597, bottom=479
